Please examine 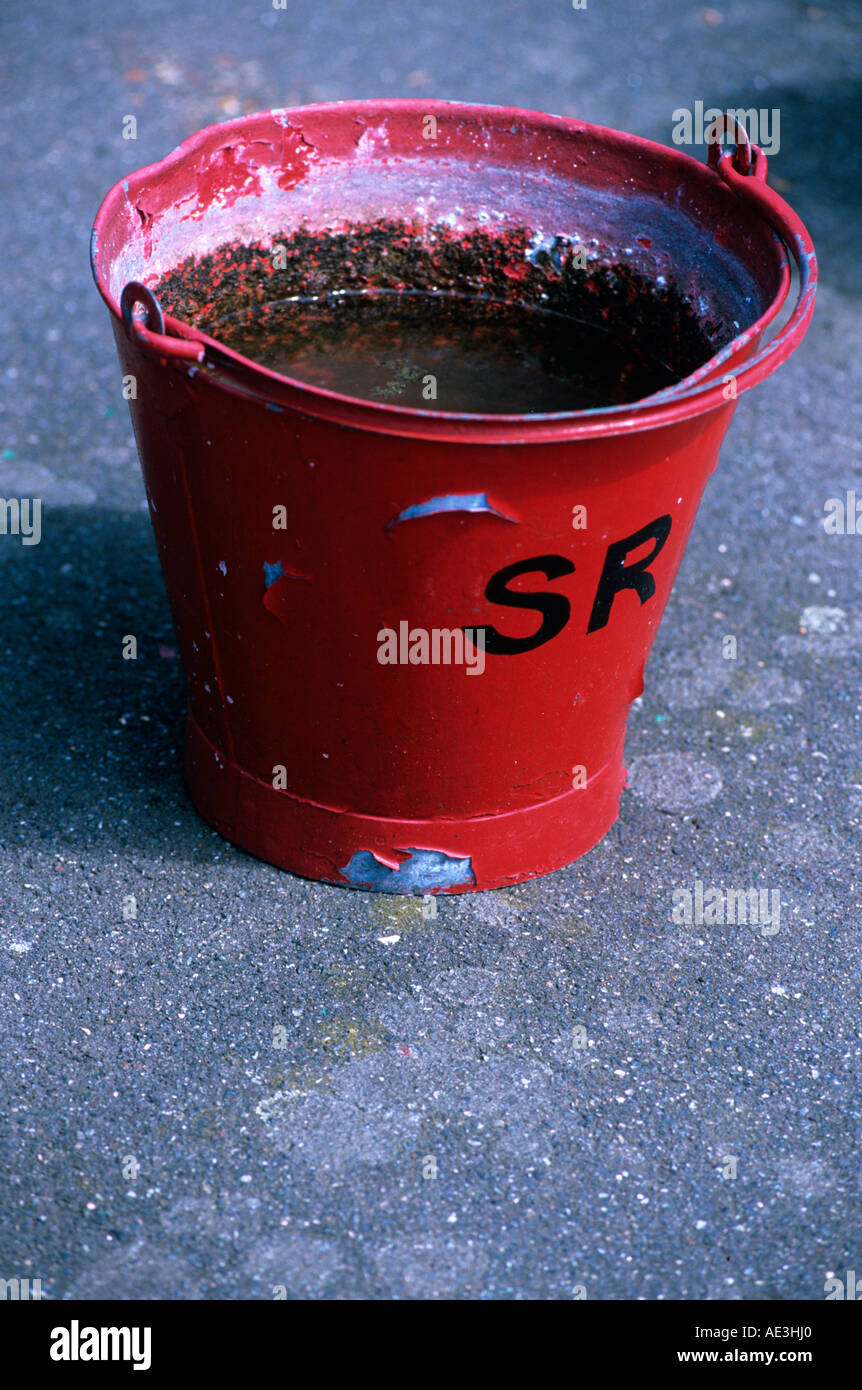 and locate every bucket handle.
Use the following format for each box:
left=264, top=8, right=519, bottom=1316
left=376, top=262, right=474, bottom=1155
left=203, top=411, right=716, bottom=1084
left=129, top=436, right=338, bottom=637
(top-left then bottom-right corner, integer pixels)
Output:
left=687, top=115, right=818, bottom=397
left=117, top=117, right=817, bottom=421
left=706, top=112, right=755, bottom=177
left=120, top=281, right=206, bottom=363
left=637, top=115, right=816, bottom=412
